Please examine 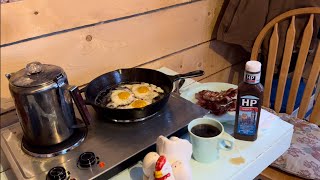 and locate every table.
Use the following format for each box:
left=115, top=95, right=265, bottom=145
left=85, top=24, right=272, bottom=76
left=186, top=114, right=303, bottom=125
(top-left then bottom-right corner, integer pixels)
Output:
left=110, top=67, right=294, bottom=180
